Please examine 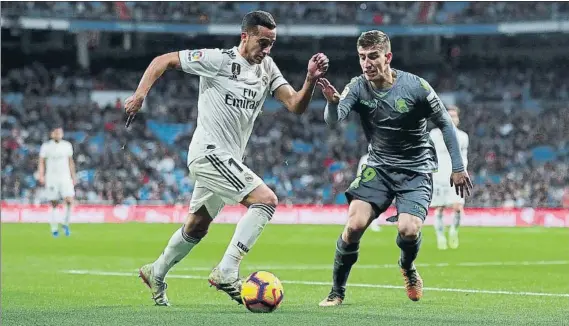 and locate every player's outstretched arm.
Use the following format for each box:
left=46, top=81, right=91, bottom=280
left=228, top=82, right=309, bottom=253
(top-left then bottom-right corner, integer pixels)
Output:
left=422, top=82, right=473, bottom=197
left=274, top=53, right=329, bottom=115
left=125, top=52, right=182, bottom=116
left=318, top=77, right=358, bottom=127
